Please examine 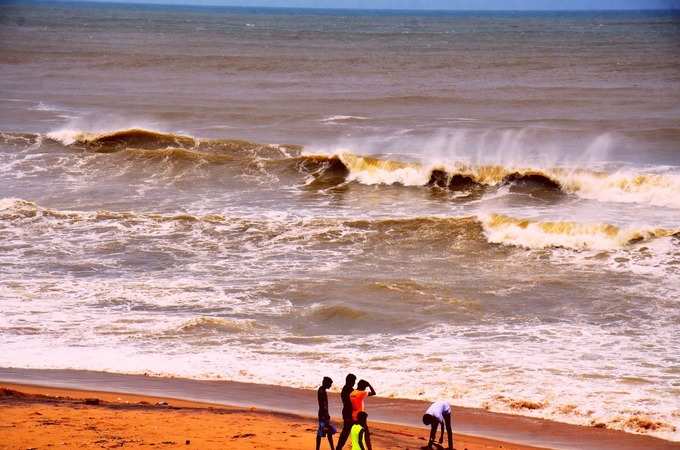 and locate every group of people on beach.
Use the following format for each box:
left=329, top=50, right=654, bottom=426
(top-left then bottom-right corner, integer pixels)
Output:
left=316, top=374, right=453, bottom=450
